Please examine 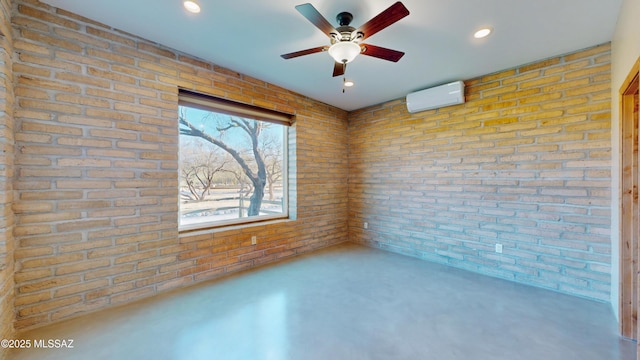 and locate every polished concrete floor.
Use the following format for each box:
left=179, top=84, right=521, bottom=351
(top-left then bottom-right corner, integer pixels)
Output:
left=9, top=243, right=636, bottom=360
